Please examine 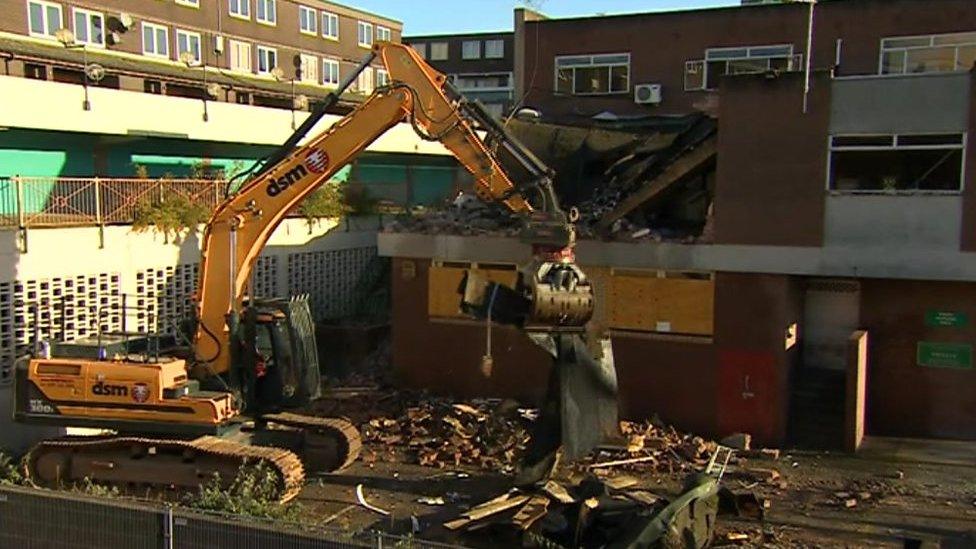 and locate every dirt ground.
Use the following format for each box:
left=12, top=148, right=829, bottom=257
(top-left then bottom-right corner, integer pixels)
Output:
left=295, top=425, right=976, bottom=548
